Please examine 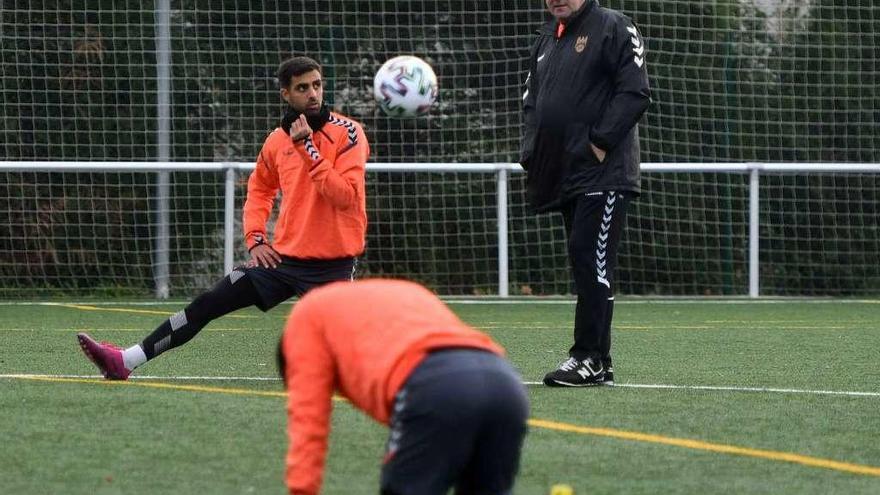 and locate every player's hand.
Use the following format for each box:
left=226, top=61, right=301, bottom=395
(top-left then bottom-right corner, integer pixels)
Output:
left=290, top=114, right=312, bottom=142
left=250, top=244, right=282, bottom=269
left=590, top=143, right=607, bottom=163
